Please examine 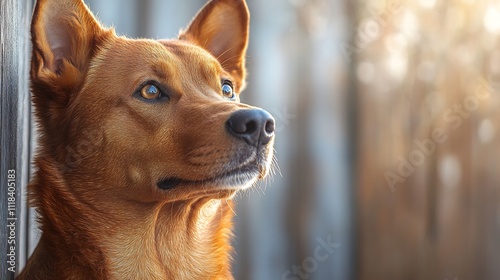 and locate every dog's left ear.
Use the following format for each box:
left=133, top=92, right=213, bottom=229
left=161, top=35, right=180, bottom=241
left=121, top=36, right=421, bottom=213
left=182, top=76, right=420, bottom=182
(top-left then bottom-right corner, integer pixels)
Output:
left=180, top=0, right=250, bottom=90
left=30, top=0, right=111, bottom=149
